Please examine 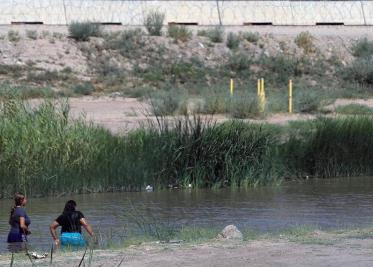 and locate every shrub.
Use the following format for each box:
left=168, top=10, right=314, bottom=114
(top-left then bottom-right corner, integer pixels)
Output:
left=144, top=11, right=165, bottom=36
left=294, top=89, right=322, bottom=113
left=226, top=53, right=252, bottom=73
left=206, top=27, right=224, bottom=43
left=335, top=104, right=373, bottom=115
left=226, top=32, right=240, bottom=50
left=294, top=31, right=315, bottom=54
left=243, top=32, right=259, bottom=44
left=197, top=30, right=207, bottom=37
left=26, top=30, right=38, bottom=40
left=261, top=55, right=304, bottom=84
left=105, top=29, right=144, bottom=57
left=8, top=30, right=20, bottom=42
left=229, top=93, right=261, bottom=119
left=341, top=59, right=373, bottom=85
left=72, top=82, right=95, bottom=95
left=68, top=21, right=102, bottom=41
left=351, top=38, right=373, bottom=58
left=149, top=90, right=184, bottom=116
left=168, top=25, right=192, bottom=42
